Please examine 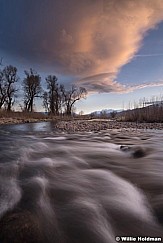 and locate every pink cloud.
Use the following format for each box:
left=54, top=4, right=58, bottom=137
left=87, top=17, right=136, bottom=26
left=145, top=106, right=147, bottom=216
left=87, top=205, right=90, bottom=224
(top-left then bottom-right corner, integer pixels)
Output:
left=48, top=0, right=163, bottom=93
